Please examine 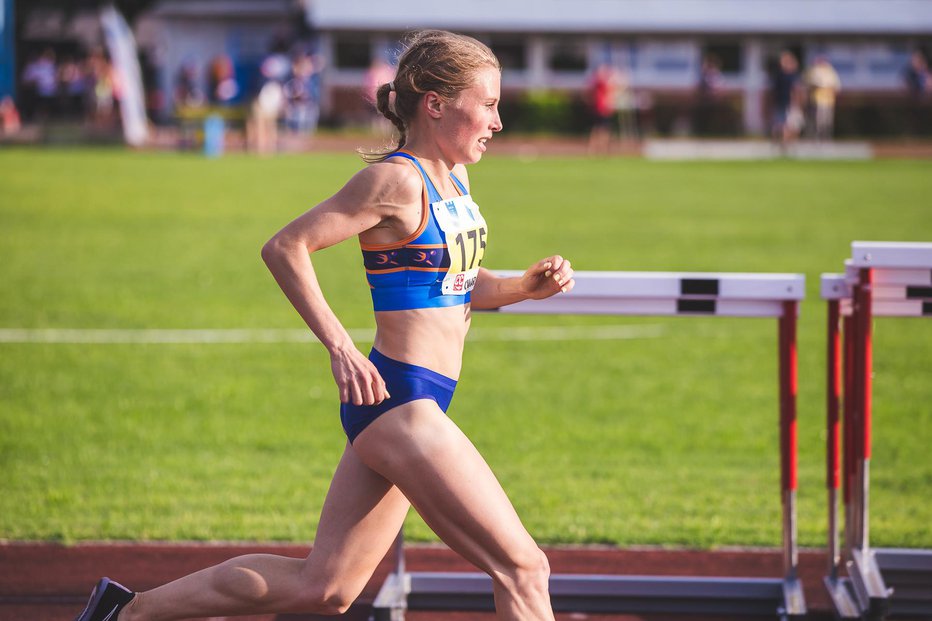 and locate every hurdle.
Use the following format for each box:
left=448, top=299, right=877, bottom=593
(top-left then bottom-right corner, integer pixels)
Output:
left=821, top=241, right=932, bottom=620
left=372, top=270, right=807, bottom=620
